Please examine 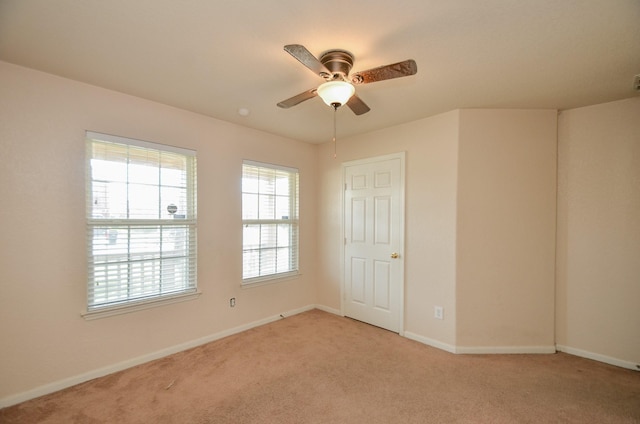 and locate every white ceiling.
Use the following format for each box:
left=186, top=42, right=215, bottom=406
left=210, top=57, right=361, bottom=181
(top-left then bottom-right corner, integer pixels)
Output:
left=1, top=0, right=638, bottom=144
